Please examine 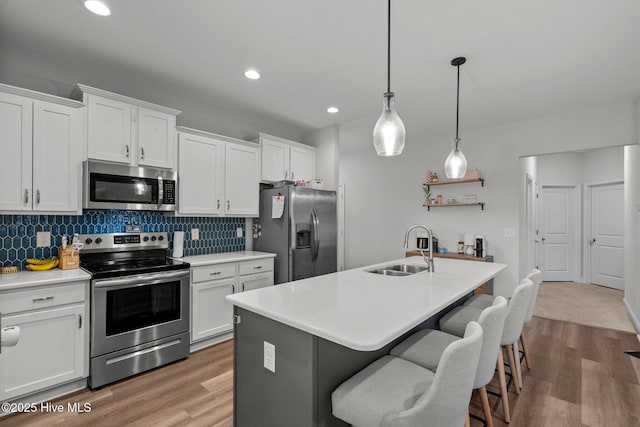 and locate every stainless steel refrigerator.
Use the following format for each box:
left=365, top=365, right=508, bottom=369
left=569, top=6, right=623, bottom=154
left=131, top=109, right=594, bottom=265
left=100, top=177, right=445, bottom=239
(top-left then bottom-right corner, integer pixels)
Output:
left=254, top=186, right=337, bottom=284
